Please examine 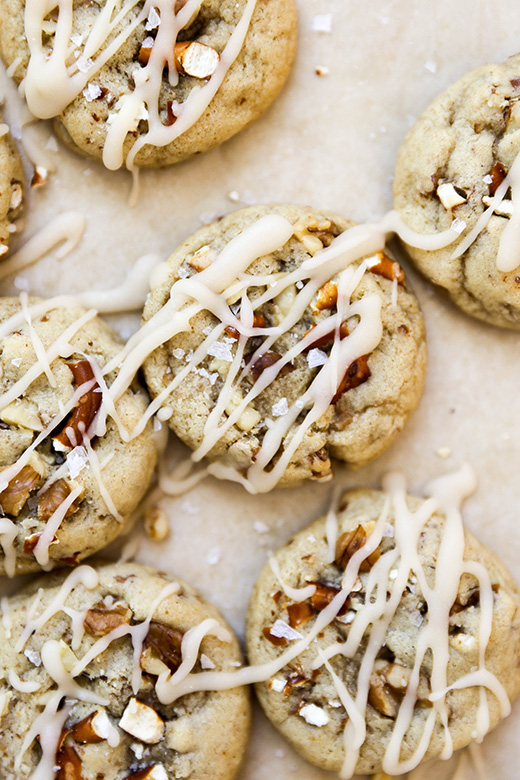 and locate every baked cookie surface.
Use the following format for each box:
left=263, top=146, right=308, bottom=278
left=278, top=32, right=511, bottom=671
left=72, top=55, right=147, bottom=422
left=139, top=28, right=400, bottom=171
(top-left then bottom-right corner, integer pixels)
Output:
left=0, top=297, right=157, bottom=575
left=0, top=561, right=251, bottom=780
left=0, top=115, right=24, bottom=257
left=0, top=0, right=297, bottom=168
left=245, top=485, right=520, bottom=775
left=394, top=53, right=520, bottom=329
left=142, top=203, right=427, bottom=492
